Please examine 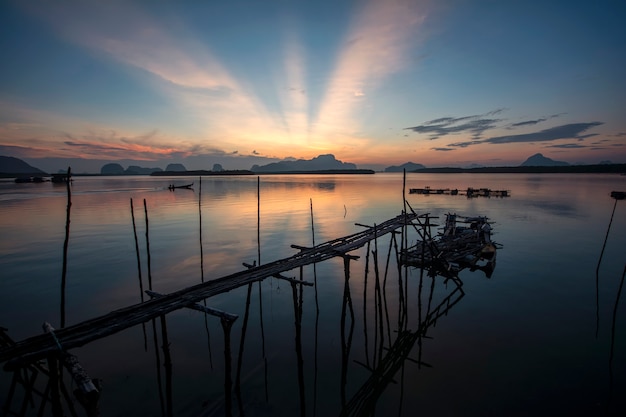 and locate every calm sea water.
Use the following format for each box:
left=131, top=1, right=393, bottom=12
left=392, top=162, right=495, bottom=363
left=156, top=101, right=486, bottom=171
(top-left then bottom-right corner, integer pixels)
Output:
left=1, top=173, right=625, bottom=416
